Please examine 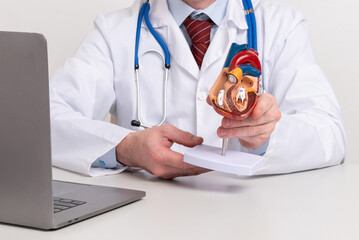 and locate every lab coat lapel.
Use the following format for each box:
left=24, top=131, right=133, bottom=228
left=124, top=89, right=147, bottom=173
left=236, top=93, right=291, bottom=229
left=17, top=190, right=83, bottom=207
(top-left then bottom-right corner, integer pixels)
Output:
left=147, top=0, right=199, bottom=78
left=201, top=0, right=248, bottom=71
